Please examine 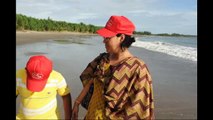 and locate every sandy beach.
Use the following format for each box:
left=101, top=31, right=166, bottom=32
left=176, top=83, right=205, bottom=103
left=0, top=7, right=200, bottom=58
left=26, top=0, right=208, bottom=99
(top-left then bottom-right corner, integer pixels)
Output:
left=16, top=31, right=94, bottom=45
left=16, top=31, right=197, bottom=119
